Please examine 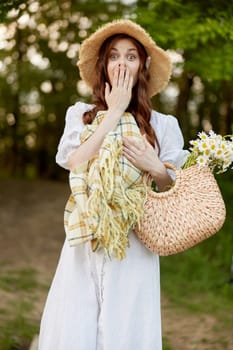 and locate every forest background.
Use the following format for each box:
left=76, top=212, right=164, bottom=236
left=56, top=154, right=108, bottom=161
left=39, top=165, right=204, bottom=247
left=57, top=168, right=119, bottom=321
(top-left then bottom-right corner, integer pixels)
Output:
left=0, top=1, right=232, bottom=350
